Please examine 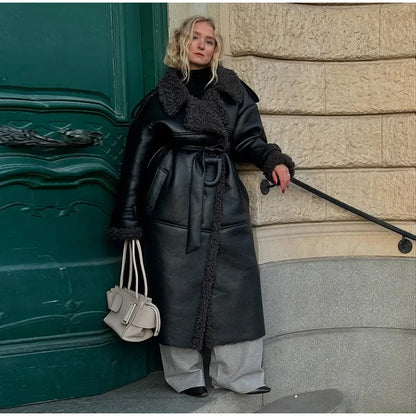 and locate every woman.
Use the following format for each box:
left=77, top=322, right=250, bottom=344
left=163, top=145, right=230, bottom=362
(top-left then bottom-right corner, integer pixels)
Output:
left=107, top=16, right=294, bottom=397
